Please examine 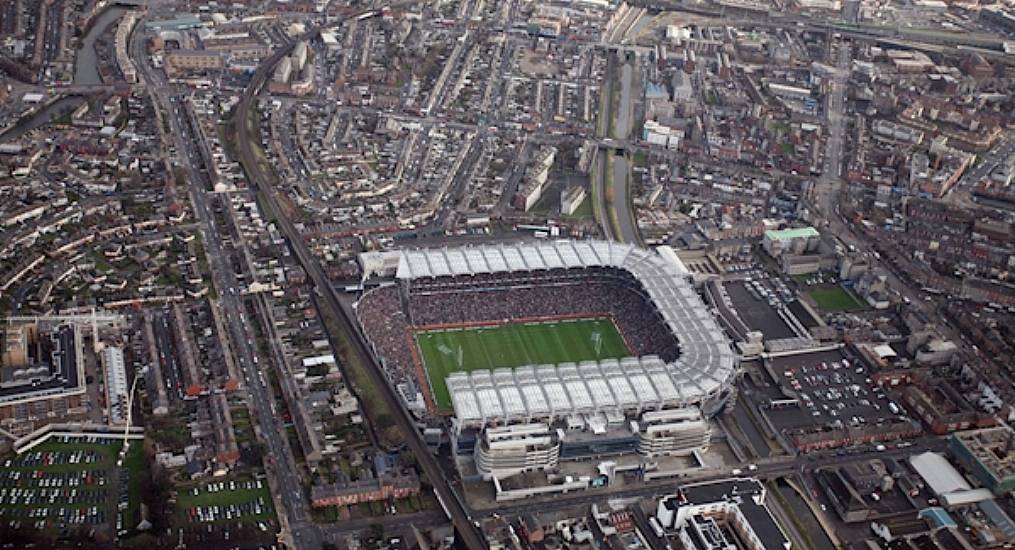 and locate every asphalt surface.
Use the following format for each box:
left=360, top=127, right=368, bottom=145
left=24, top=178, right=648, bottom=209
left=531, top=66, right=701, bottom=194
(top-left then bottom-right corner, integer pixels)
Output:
left=611, top=154, right=639, bottom=243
